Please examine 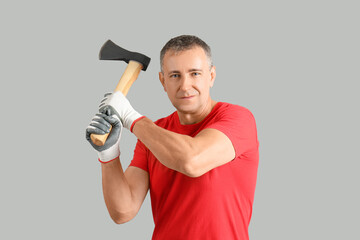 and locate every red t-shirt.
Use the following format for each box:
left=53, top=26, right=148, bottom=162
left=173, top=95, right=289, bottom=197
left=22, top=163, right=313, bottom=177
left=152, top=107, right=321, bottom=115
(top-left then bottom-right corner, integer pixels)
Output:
left=130, top=102, right=259, bottom=240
